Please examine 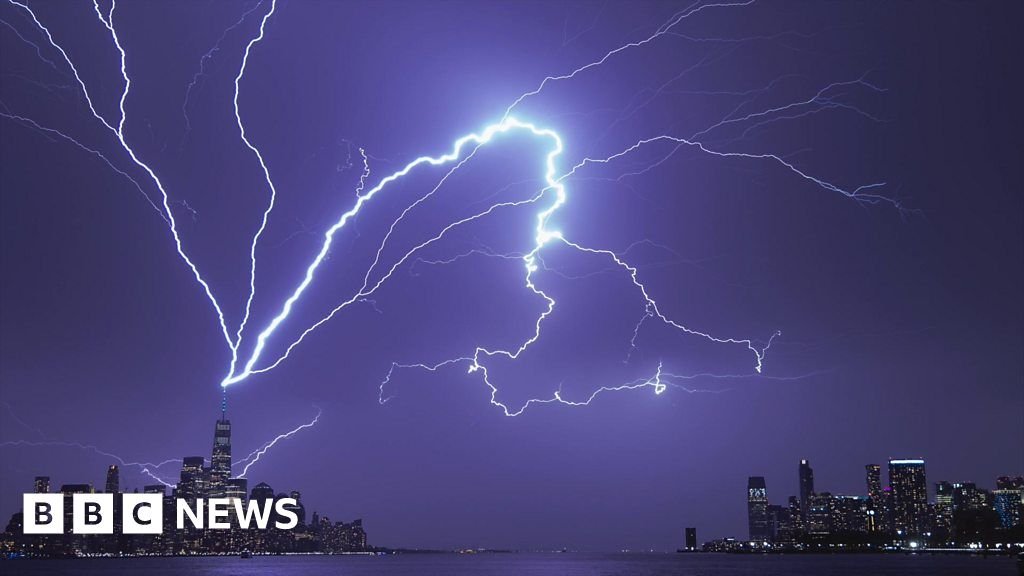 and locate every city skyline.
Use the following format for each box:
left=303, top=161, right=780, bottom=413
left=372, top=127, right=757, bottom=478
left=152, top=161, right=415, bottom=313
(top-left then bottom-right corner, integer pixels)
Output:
left=1, top=0, right=1021, bottom=552
left=3, top=408, right=368, bottom=556
left=6, top=448, right=1021, bottom=555
left=743, top=457, right=1023, bottom=549
left=7, top=416, right=1021, bottom=551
